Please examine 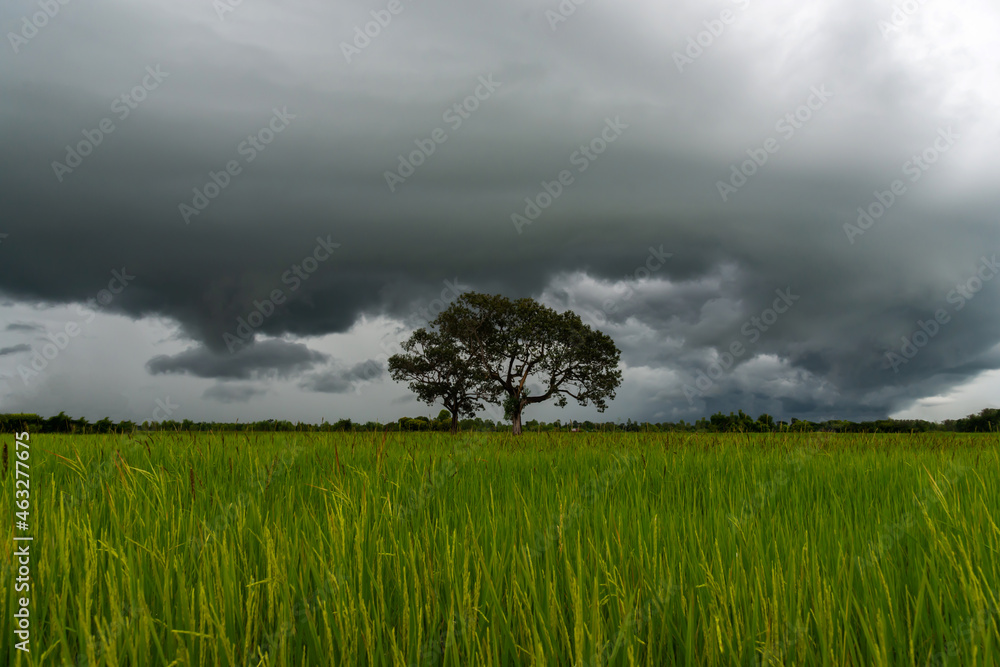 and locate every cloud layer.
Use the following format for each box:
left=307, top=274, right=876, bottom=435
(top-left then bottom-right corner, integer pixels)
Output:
left=1, top=0, right=998, bottom=422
